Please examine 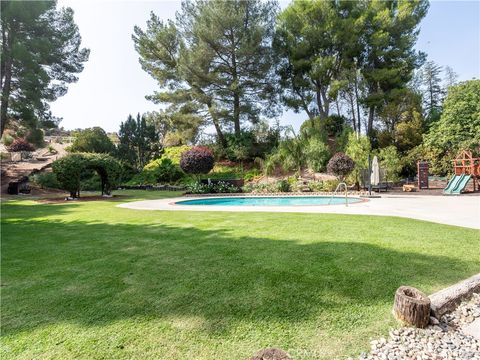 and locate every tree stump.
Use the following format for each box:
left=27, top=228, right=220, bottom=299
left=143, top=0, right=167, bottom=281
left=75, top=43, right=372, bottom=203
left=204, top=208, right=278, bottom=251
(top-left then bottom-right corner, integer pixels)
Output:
left=393, top=286, right=431, bottom=328
left=250, top=348, right=292, bottom=360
